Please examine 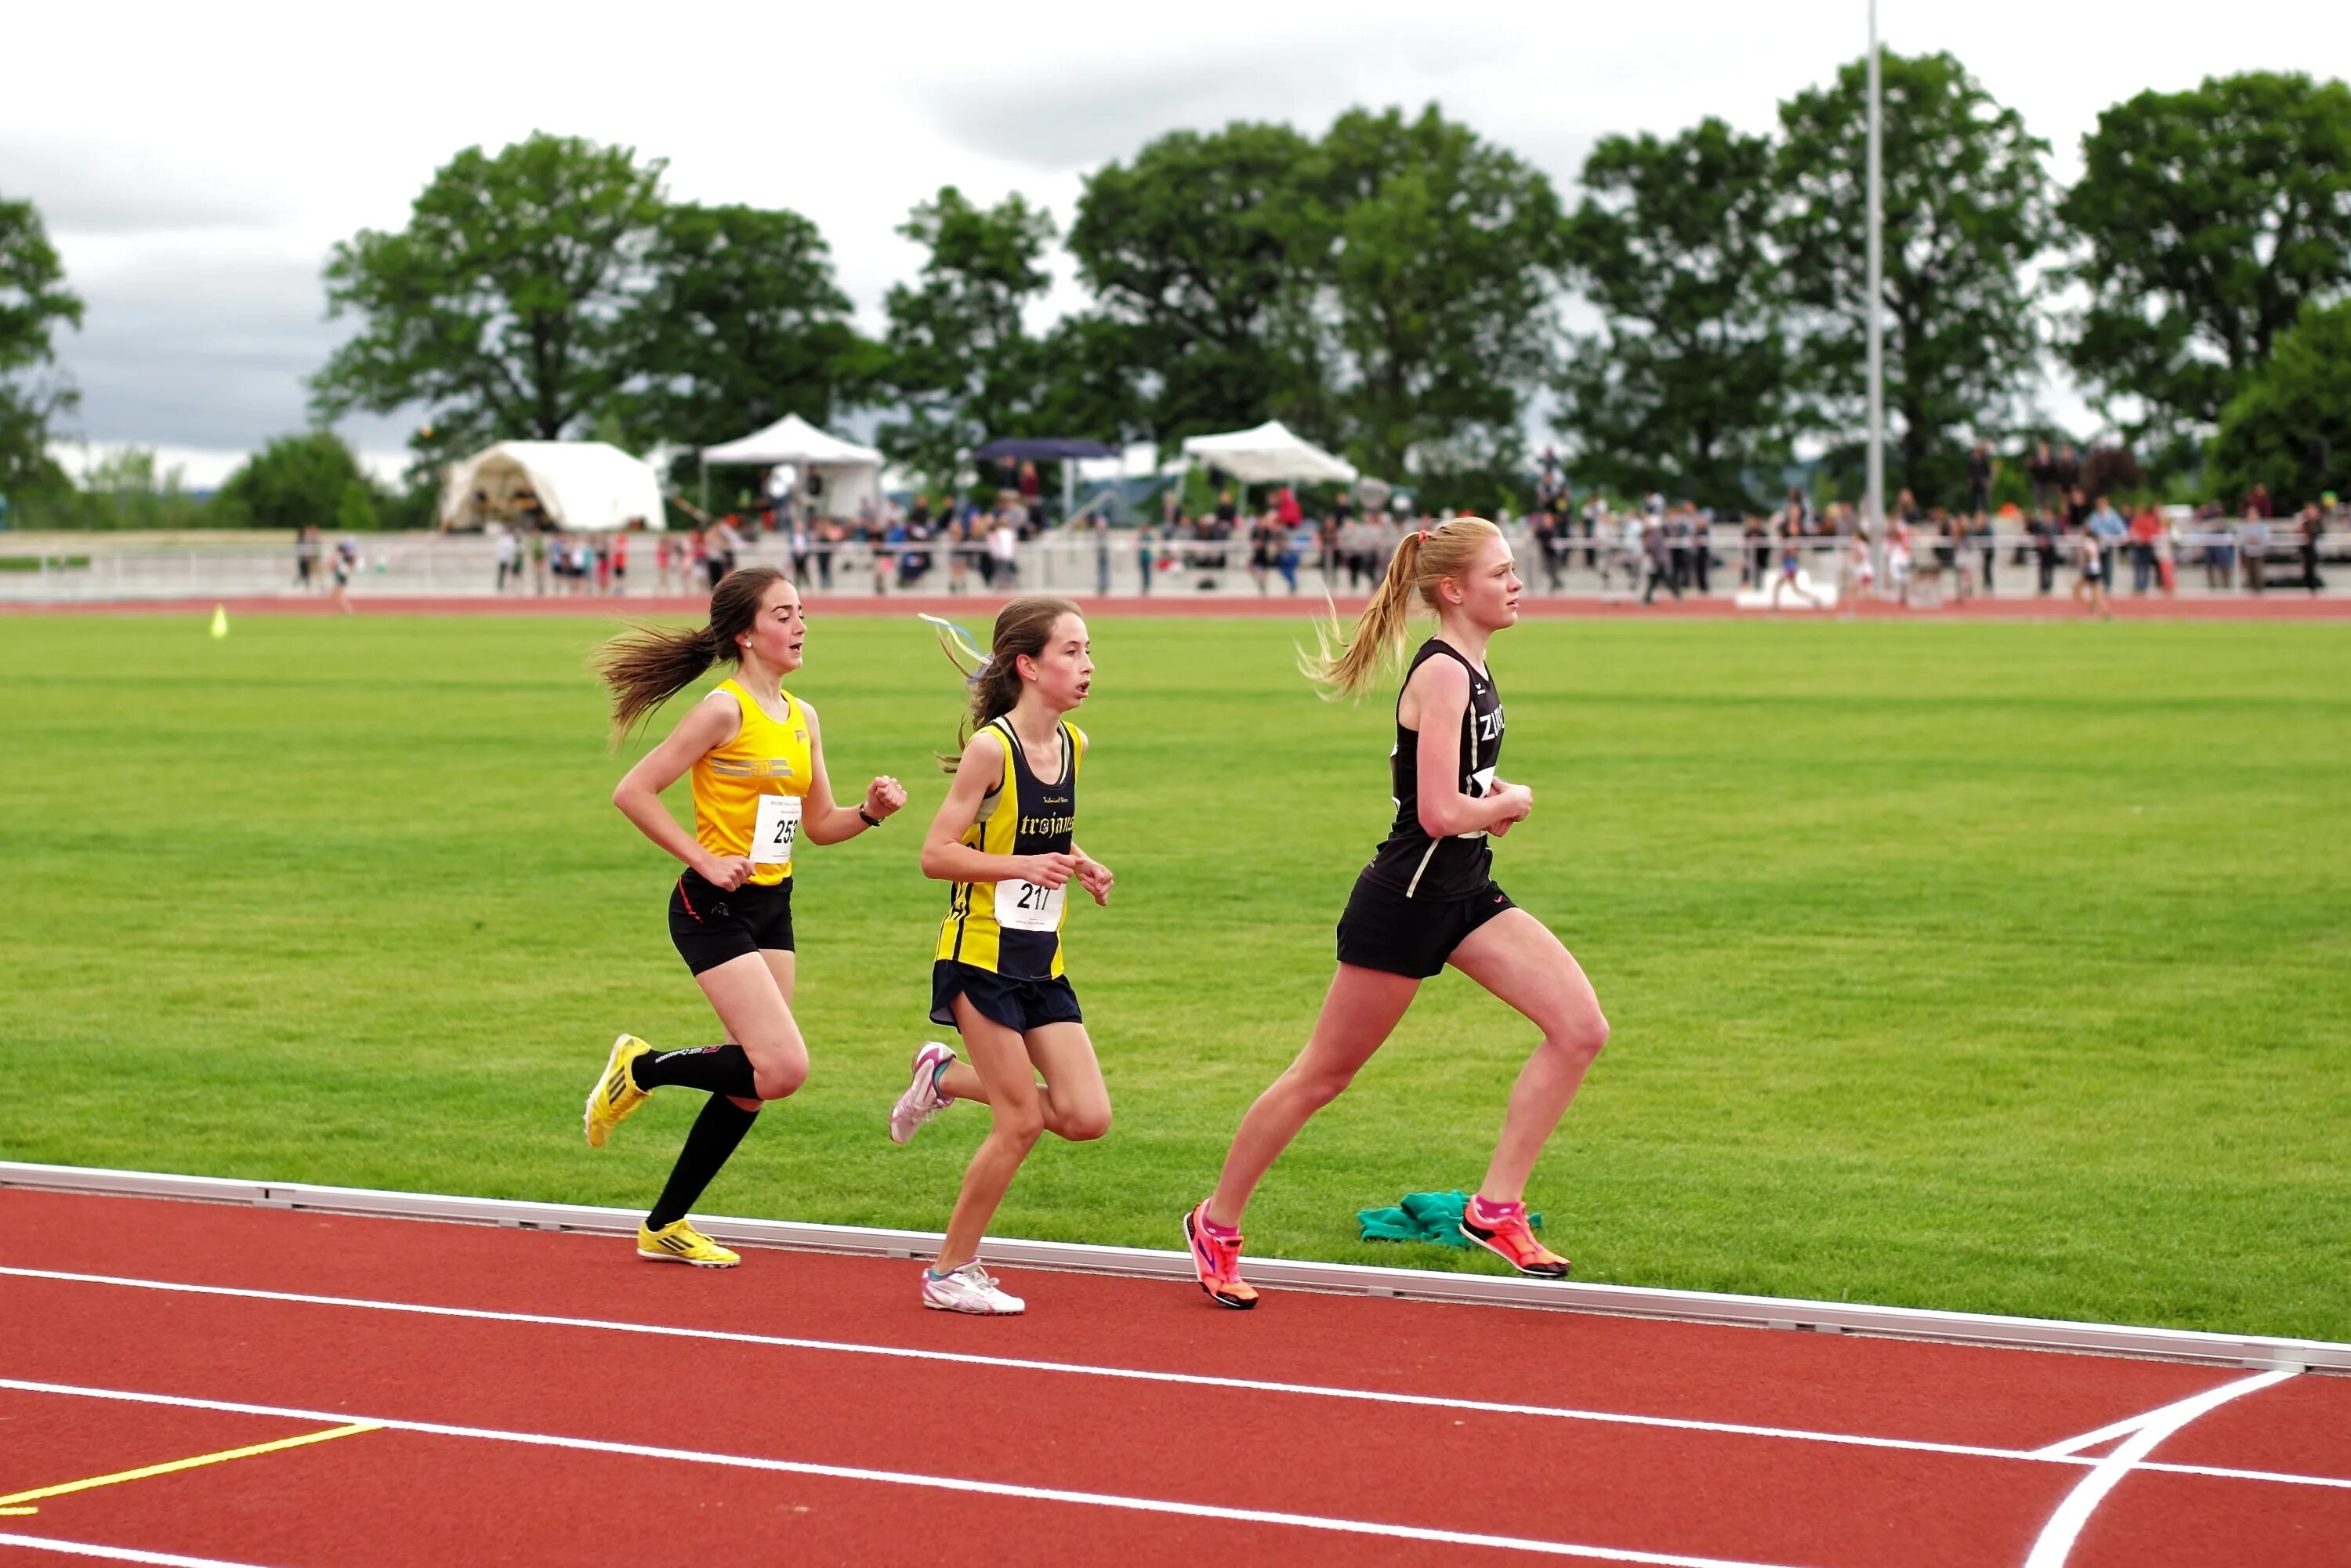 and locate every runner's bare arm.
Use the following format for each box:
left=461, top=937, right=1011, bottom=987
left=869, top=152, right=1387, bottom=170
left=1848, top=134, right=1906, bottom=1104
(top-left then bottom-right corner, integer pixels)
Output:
left=613, top=692, right=744, bottom=882
left=918, top=730, right=1076, bottom=888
